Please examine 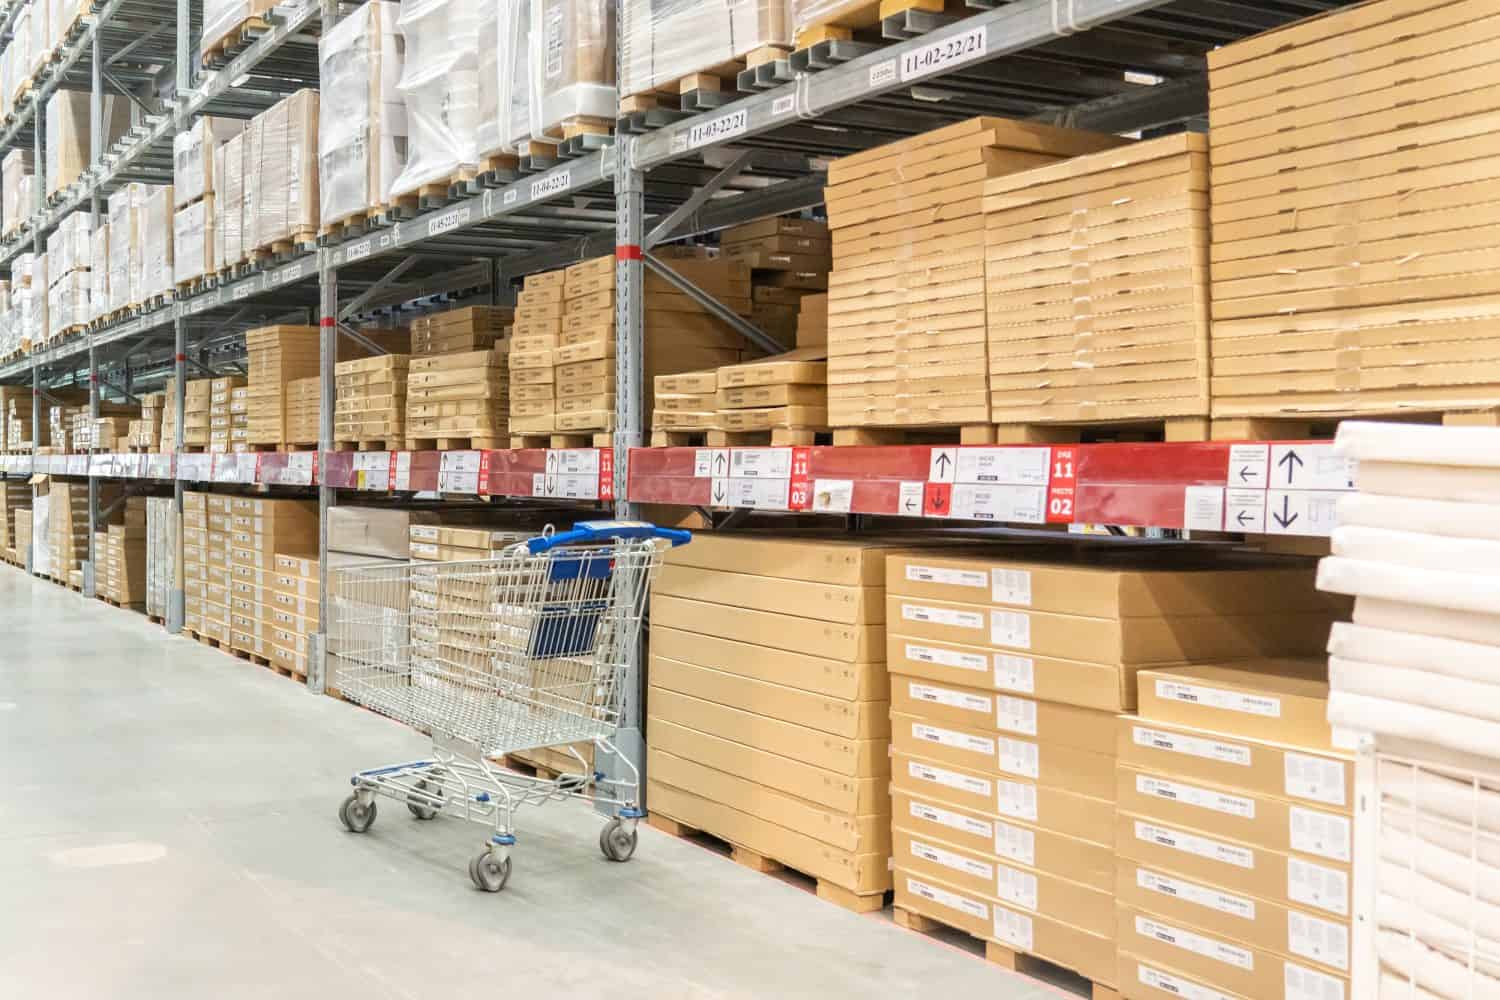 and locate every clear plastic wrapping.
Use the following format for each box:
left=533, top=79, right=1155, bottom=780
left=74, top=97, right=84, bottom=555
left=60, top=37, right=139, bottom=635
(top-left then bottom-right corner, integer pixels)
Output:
left=218, top=133, right=242, bottom=266
left=241, top=113, right=263, bottom=251
left=139, top=184, right=175, bottom=299
left=319, top=1, right=406, bottom=223
left=388, top=0, right=480, bottom=198
left=790, top=0, right=863, bottom=32
left=494, top=0, right=535, bottom=154
left=201, top=0, right=277, bottom=53
left=174, top=197, right=213, bottom=282
left=87, top=222, right=107, bottom=323
left=8, top=7, right=29, bottom=106
left=259, top=89, right=320, bottom=243
left=3, top=148, right=33, bottom=236
left=619, top=0, right=789, bottom=98
left=531, top=0, right=615, bottom=141
left=146, top=497, right=176, bottom=620
left=173, top=116, right=242, bottom=207
left=106, top=184, right=145, bottom=312
left=21, top=251, right=46, bottom=347
left=28, top=0, right=46, bottom=76
left=44, top=210, right=90, bottom=279
left=45, top=90, right=129, bottom=198
left=46, top=270, right=87, bottom=339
